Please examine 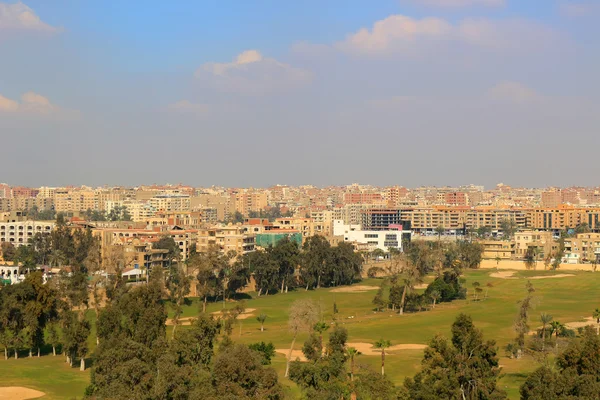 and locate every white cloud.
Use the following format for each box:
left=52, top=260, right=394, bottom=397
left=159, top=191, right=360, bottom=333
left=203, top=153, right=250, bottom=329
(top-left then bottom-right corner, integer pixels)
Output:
left=487, top=82, right=541, bottom=104
left=195, top=49, right=312, bottom=94
left=0, top=91, right=68, bottom=115
left=408, top=0, right=504, bottom=7
left=0, top=2, right=60, bottom=32
left=167, top=100, right=210, bottom=114
left=336, top=14, right=557, bottom=54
